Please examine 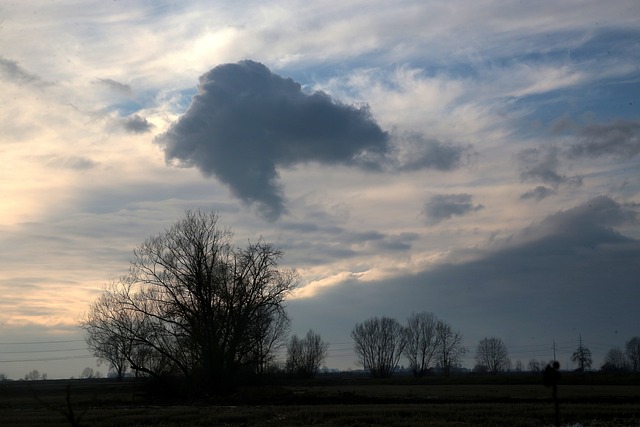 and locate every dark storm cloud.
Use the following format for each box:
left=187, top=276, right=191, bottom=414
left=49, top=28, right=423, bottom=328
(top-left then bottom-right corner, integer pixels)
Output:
left=520, top=186, right=556, bottom=201
left=157, top=60, right=388, bottom=220
left=568, top=120, right=640, bottom=159
left=288, top=196, right=640, bottom=362
left=94, top=78, right=133, bottom=96
left=527, top=195, right=638, bottom=243
left=119, top=114, right=153, bottom=133
left=423, top=194, right=483, bottom=224
left=157, top=60, right=470, bottom=220
left=0, top=57, right=48, bottom=86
